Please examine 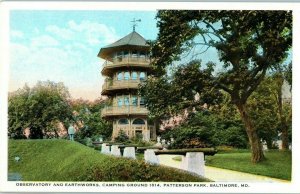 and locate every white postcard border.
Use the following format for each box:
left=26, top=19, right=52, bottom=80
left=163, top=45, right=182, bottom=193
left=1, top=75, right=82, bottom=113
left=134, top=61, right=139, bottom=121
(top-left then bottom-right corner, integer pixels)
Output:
left=0, top=1, right=299, bottom=193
